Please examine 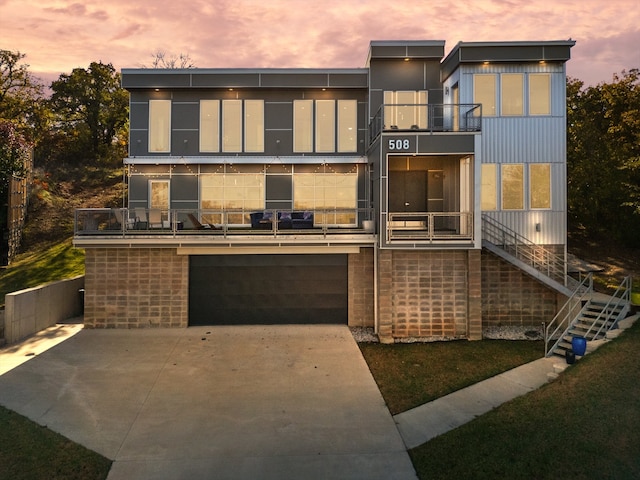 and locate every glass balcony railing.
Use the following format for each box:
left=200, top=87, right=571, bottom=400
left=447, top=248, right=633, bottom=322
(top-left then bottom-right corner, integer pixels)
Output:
left=368, top=103, right=482, bottom=142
